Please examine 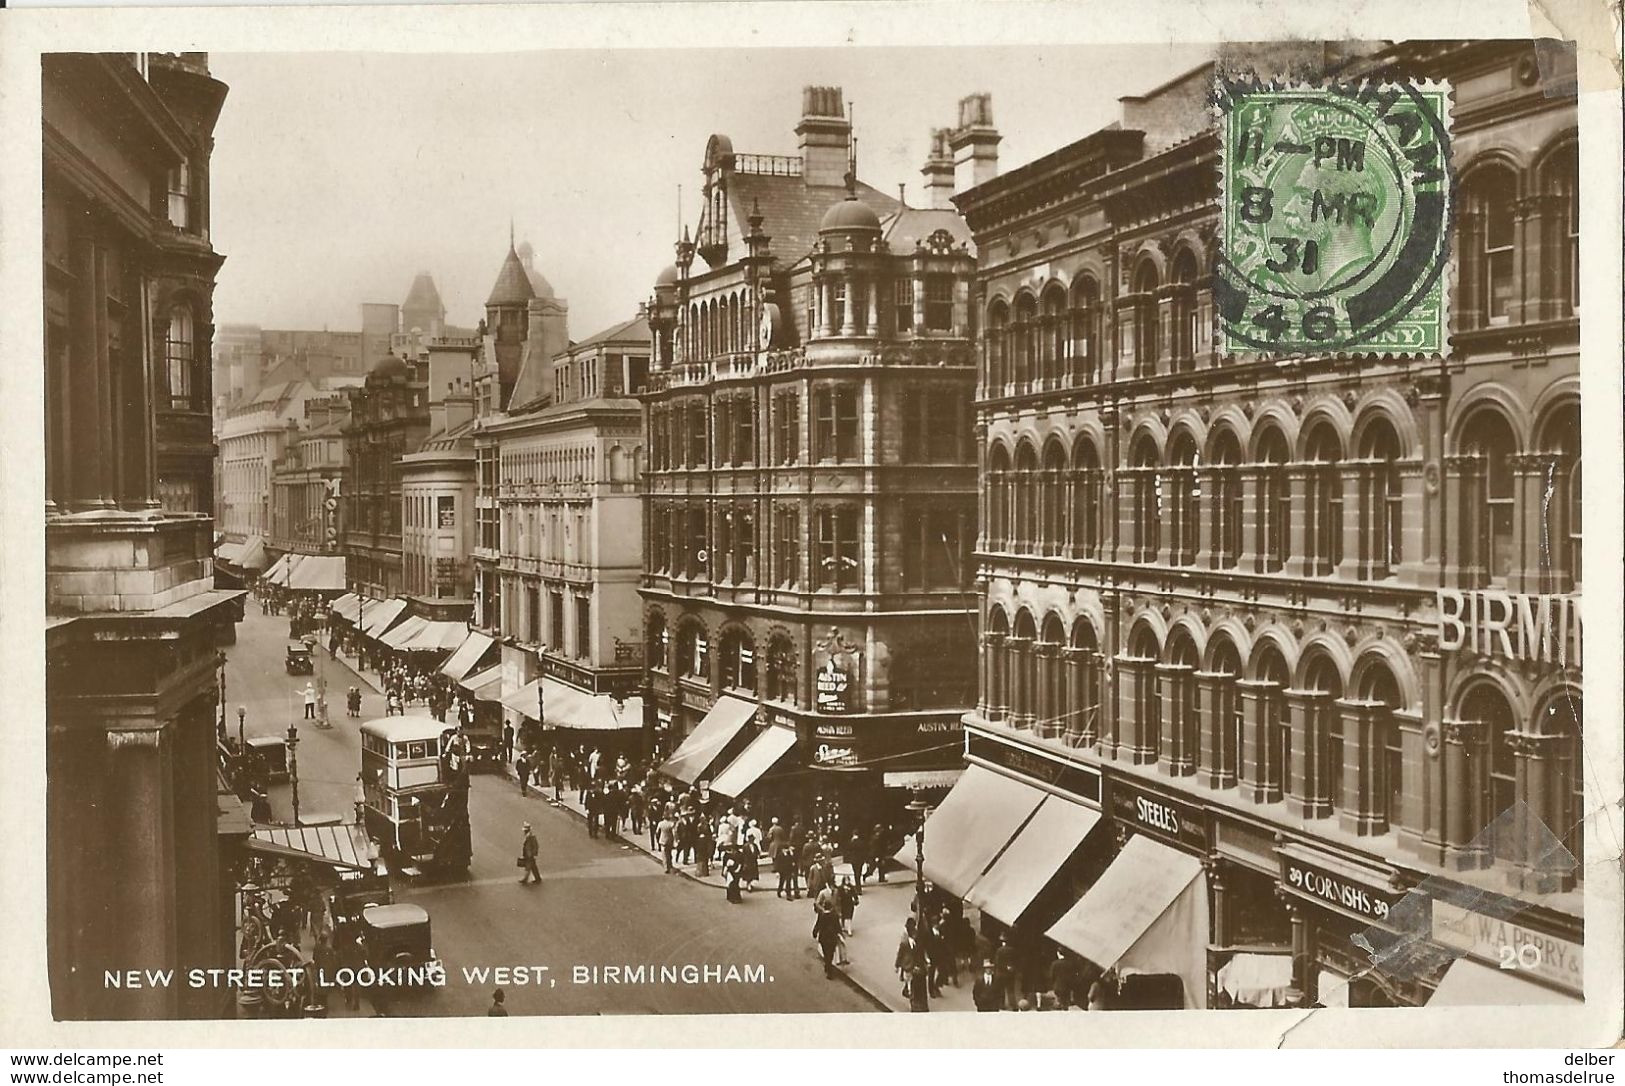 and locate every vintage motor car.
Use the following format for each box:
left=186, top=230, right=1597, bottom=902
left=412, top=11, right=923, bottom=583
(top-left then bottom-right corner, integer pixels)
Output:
left=245, top=734, right=290, bottom=783
left=285, top=641, right=314, bottom=675
left=357, top=902, right=442, bottom=984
